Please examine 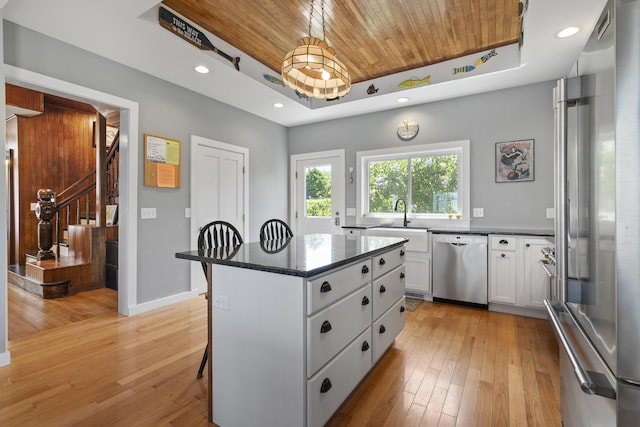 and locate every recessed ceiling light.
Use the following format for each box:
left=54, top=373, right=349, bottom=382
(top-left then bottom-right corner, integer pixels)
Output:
left=273, top=102, right=284, bottom=108
left=194, top=65, right=210, bottom=74
left=556, top=27, right=580, bottom=38
left=397, top=97, right=409, bottom=103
